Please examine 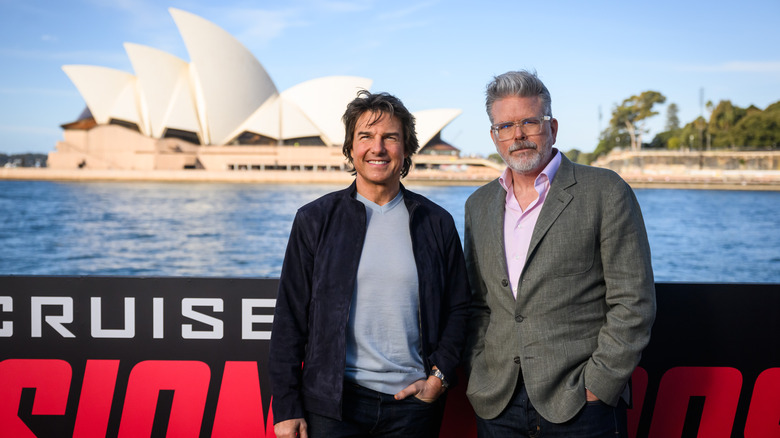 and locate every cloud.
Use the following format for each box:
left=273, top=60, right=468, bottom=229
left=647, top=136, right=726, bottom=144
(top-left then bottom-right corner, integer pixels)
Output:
left=677, top=61, right=780, bottom=73
left=224, top=8, right=309, bottom=47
